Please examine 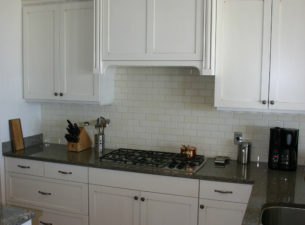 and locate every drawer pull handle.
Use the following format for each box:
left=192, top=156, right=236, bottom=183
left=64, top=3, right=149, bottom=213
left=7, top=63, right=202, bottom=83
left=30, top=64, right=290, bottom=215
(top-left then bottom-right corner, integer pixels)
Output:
left=58, top=170, right=72, bottom=175
left=40, top=221, right=52, bottom=225
left=17, top=165, right=30, bottom=169
left=214, top=190, right=233, bottom=194
left=38, top=191, right=52, bottom=196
